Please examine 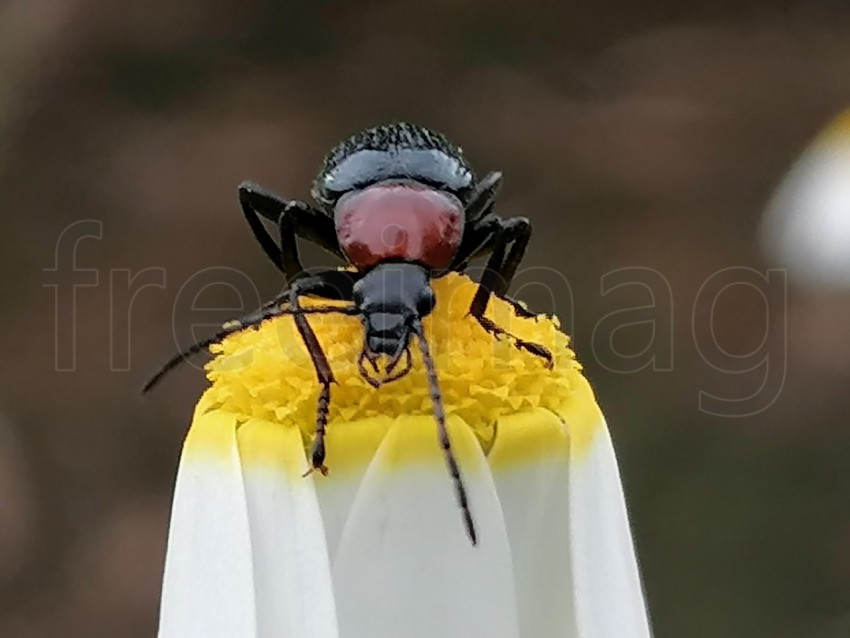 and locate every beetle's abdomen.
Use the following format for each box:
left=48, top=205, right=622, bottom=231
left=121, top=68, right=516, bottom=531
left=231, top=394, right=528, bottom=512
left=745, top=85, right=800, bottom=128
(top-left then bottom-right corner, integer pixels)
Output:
left=335, top=184, right=464, bottom=270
